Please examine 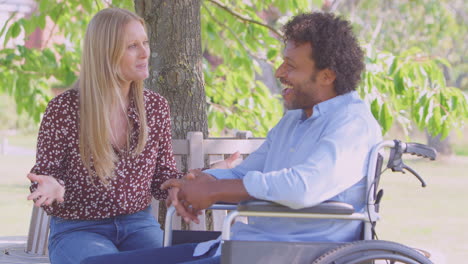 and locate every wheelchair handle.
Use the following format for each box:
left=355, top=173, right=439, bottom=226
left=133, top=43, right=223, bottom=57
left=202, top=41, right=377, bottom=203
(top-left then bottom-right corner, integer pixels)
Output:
left=387, top=140, right=437, bottom=188
left=404, top=142, right=437, bottom=160
left=403, top=164, right=427, bottom=187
